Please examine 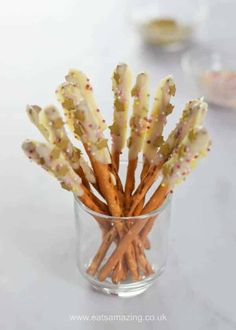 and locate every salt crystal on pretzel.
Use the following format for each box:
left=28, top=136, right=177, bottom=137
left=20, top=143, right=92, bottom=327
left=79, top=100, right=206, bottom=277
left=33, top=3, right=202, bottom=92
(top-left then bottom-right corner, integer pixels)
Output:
left=110, top=63, right=132, bottom=169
